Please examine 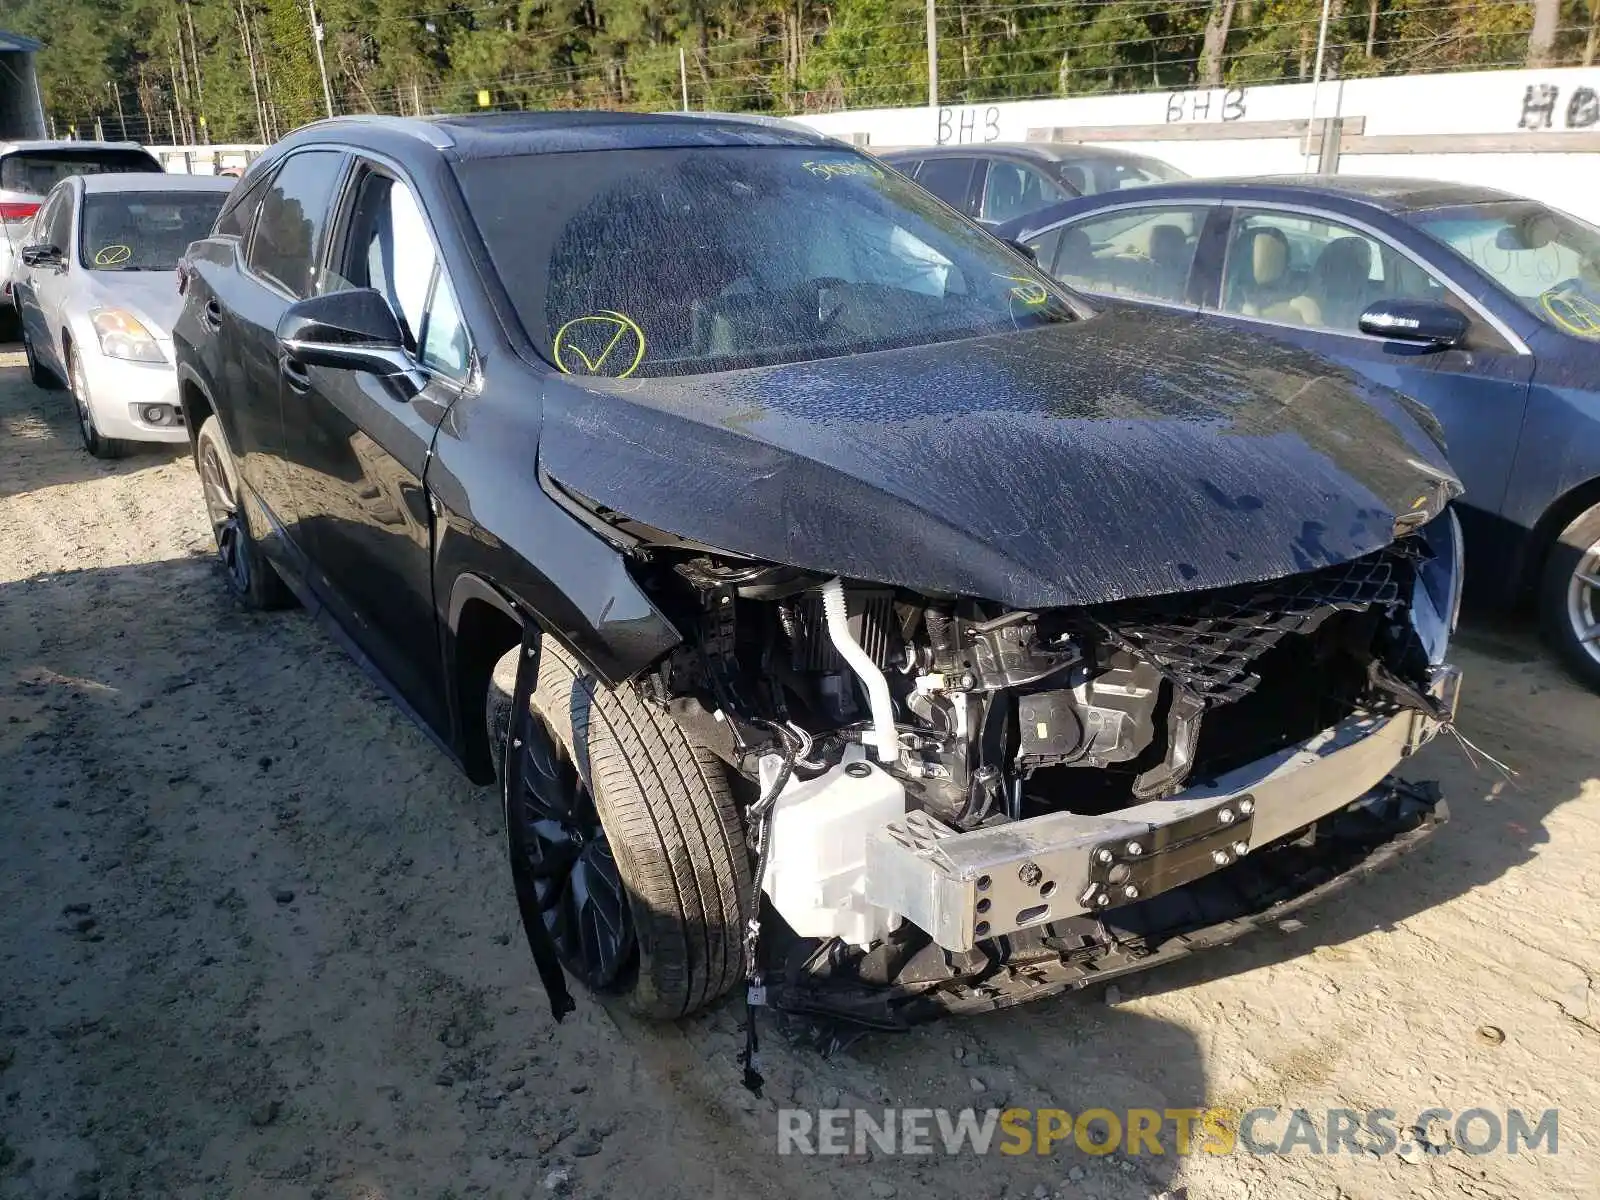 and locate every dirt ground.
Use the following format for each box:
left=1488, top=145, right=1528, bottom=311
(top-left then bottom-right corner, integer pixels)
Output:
left=0, top=348, right=1595, bottom=1200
